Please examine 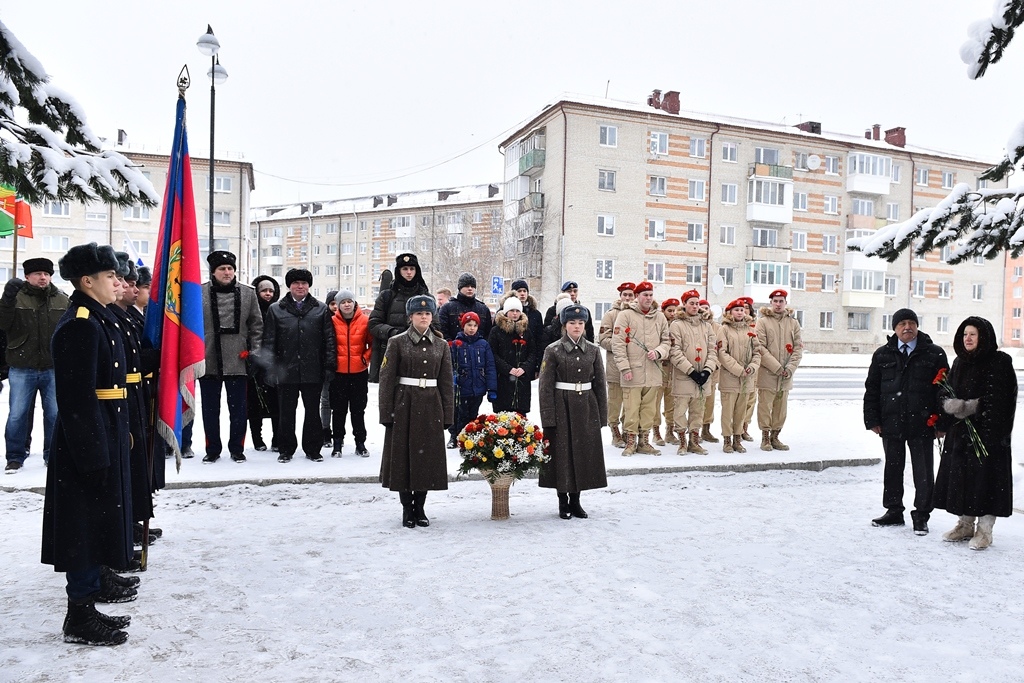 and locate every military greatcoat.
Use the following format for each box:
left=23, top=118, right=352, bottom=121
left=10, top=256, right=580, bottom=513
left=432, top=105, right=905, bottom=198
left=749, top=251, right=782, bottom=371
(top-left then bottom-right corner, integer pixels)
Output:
left=110, top=304, right=152, bottom=522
